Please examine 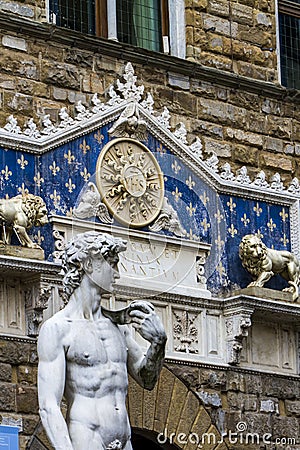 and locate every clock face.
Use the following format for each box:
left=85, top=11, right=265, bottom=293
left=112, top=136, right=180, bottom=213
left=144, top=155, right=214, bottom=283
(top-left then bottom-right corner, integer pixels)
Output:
left=96, top=138, right=164, bottom=227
